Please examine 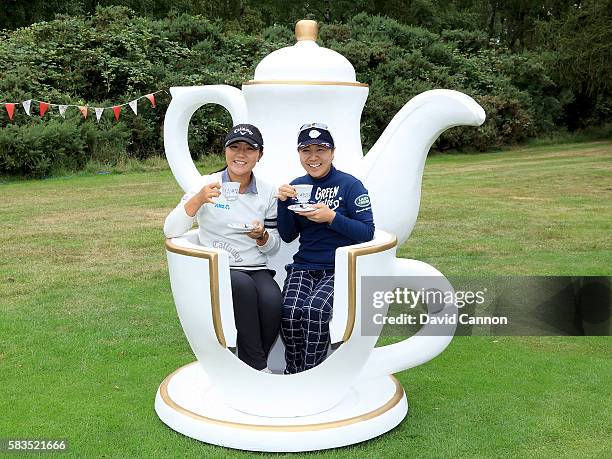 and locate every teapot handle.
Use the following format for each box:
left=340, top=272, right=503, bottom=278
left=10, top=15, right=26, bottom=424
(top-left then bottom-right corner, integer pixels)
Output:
left=164, top=86, right=248, bottom=193
left=361, top=258, right=458, bottom=380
